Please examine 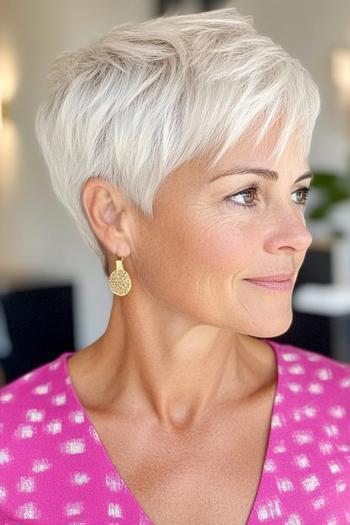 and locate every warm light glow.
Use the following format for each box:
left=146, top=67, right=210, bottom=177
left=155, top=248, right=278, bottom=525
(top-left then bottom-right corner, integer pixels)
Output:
left=0, top=119, right=20, bottom=200
left=0, top=47, right=19, bottom=103
left=0, top=46, right=20, bottom=195
left=0, top=46, right=19, bottom=130
left=0, top=81, right=2, bottom=131
left=331, top=48, right=350, bottom=107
